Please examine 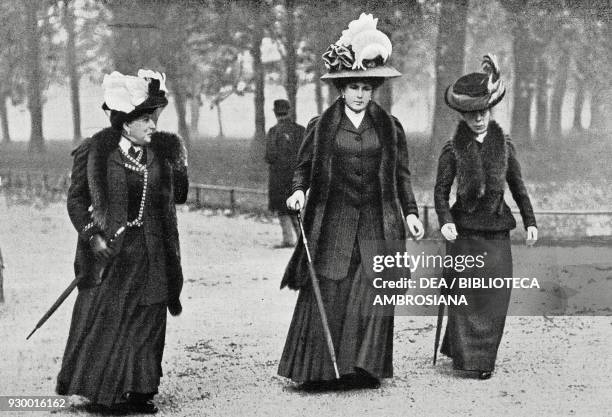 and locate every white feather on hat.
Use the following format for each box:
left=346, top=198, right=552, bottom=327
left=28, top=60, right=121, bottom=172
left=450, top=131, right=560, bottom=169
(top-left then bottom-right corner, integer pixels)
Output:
left=102, top=72, right=148, bottom=113
left=321, top=13, right=400, bottom=79
left=337, top=13, right=392, bottom=70
left=102, top=69, right=168, bottom=113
